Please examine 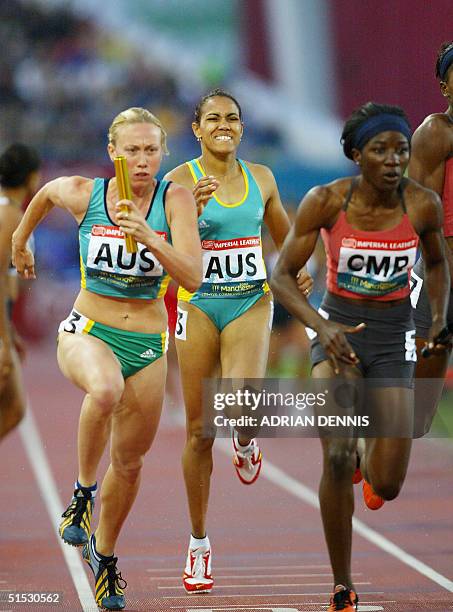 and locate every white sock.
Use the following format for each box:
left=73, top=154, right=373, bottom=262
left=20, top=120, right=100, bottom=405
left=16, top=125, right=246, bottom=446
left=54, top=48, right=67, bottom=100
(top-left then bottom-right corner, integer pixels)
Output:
left=190, top=534, right=209, bottom=549
left=233, top=429, right=253, bottom=452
